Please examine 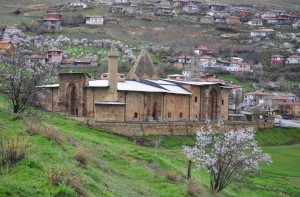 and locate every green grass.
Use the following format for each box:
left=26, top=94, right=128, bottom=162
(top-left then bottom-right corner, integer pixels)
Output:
left=216, top=73, right=254, bottom=92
